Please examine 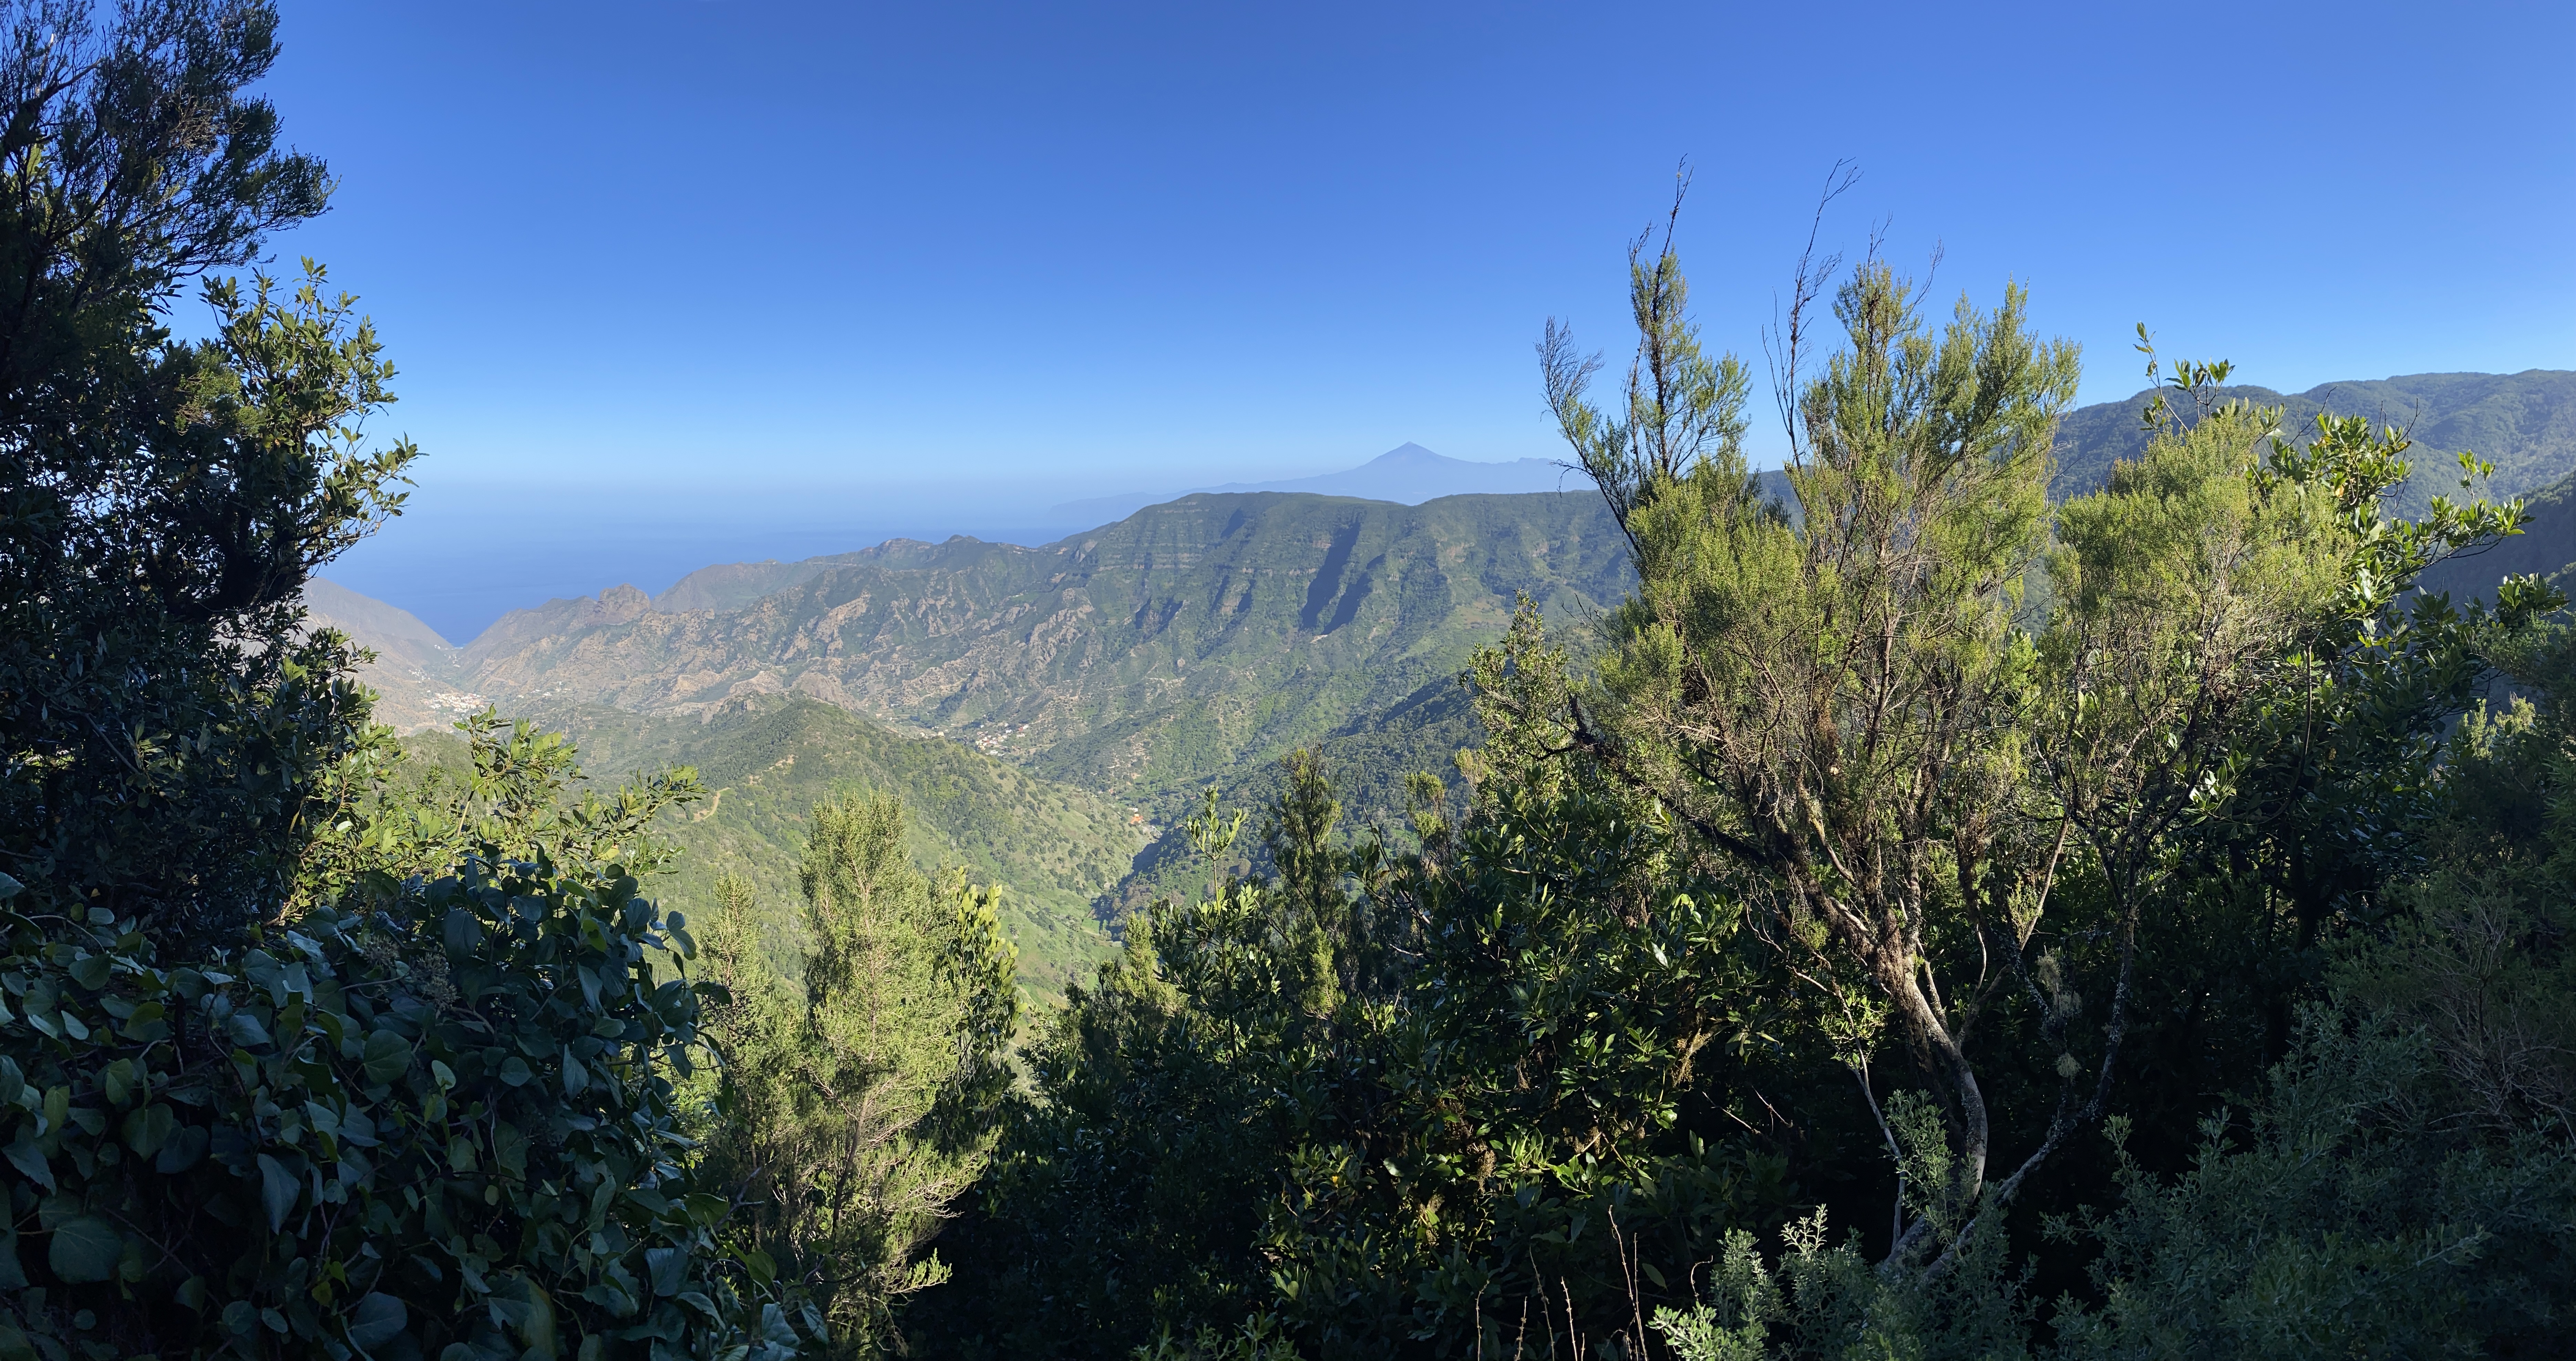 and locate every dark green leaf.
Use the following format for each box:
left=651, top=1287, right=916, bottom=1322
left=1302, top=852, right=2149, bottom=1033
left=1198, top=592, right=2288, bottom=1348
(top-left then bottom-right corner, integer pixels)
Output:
left=444, top=910, right=480, bottom=959
left=154, top=1124, right=209, bottom=1174
left=258, top=1153, right=299, bottom=1230
left=759, top=1303, right=797, bottom=1348
left=646, top=1246, right=684, bottom=1297
left=361, top=1029, right=412, bottom=1086
left=120, top=1103, right=175, bottom=1156
left=3, top=1132, right=51, bottom=1191
left=347, top=1293, right=407, bottom=1350
left=46, top=1215, right=121, bottom=1284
